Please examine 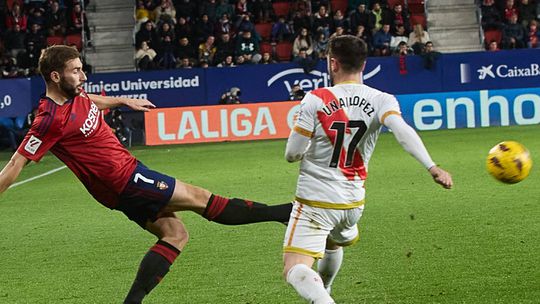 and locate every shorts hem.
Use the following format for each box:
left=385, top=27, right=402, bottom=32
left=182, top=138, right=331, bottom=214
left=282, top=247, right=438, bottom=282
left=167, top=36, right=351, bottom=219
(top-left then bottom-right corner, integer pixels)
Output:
left=283, top=246, right=324, bottom=259
left=295, top=197, right=365, bottom=209
left=331, top=234, right=360, bottom=247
